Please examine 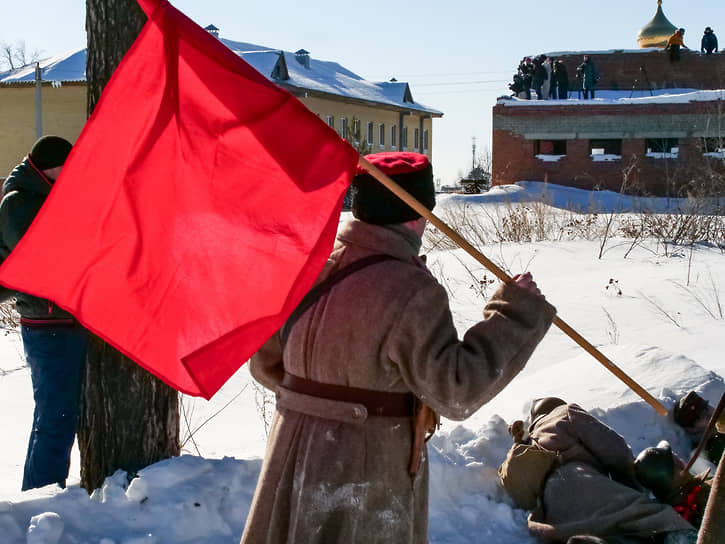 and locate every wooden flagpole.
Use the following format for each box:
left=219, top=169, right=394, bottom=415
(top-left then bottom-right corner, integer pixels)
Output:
left=358, top=156, right=668, bottom=416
